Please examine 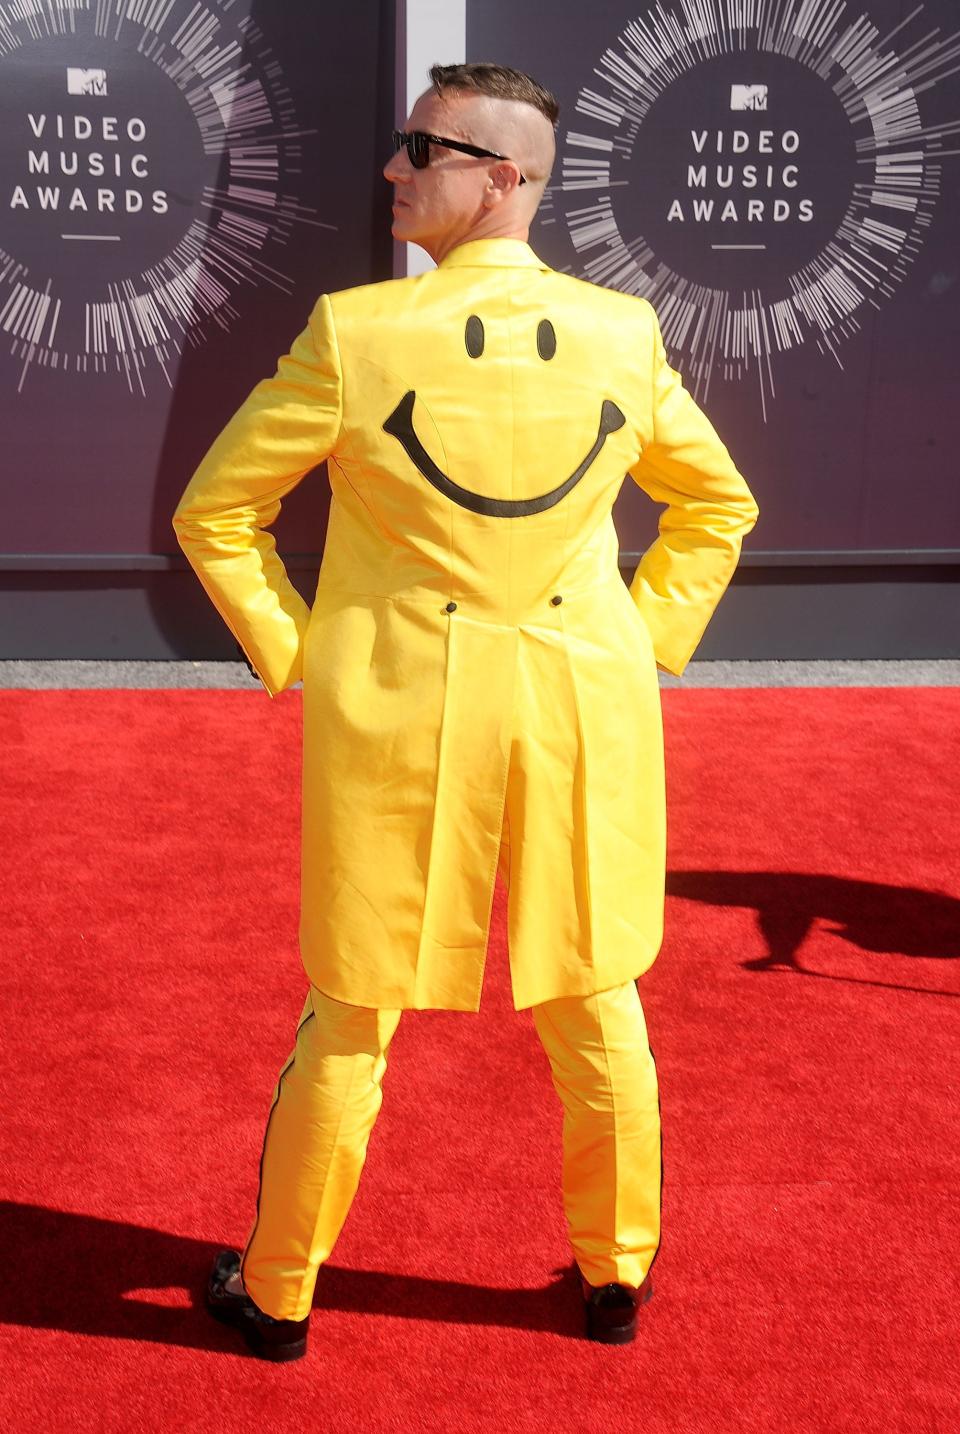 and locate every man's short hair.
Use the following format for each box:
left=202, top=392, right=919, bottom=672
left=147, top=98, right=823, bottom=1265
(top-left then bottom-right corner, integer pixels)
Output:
left=429, top=62, right=559, bottom=128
